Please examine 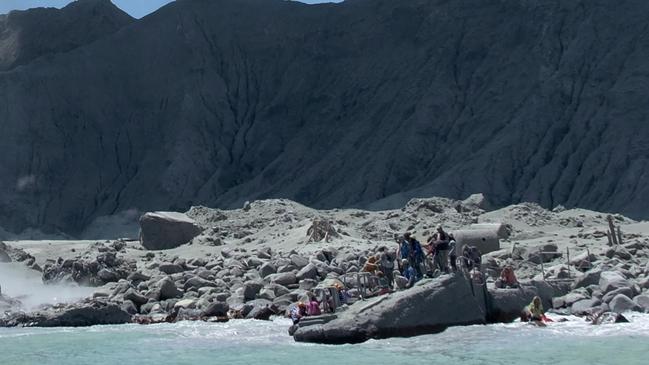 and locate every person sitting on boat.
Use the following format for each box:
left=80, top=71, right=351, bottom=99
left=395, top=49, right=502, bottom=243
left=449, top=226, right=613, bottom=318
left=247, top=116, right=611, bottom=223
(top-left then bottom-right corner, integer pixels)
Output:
left=306, top=296, right=321, bottom=316
left=495, top=266, right=519, bottom=288
left=335, top=283, right=351, bottom=304
left=521, top=296, right=545, bottom=323
left=290, top=302, right=307, bottom=325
